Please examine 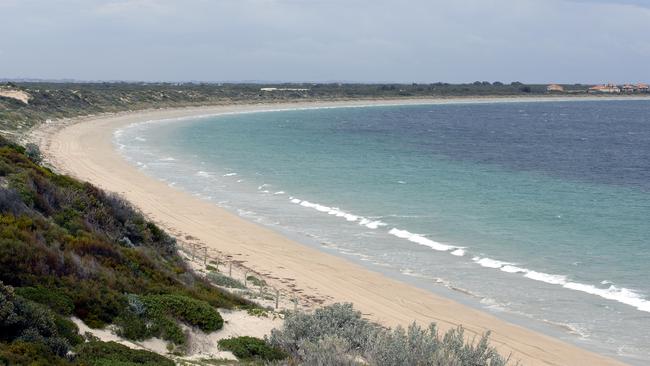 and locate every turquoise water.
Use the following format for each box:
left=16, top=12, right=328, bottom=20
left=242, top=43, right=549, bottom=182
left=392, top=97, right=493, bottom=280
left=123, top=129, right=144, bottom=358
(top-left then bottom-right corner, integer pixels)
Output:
left=116, top=100, right=650, bottom=364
